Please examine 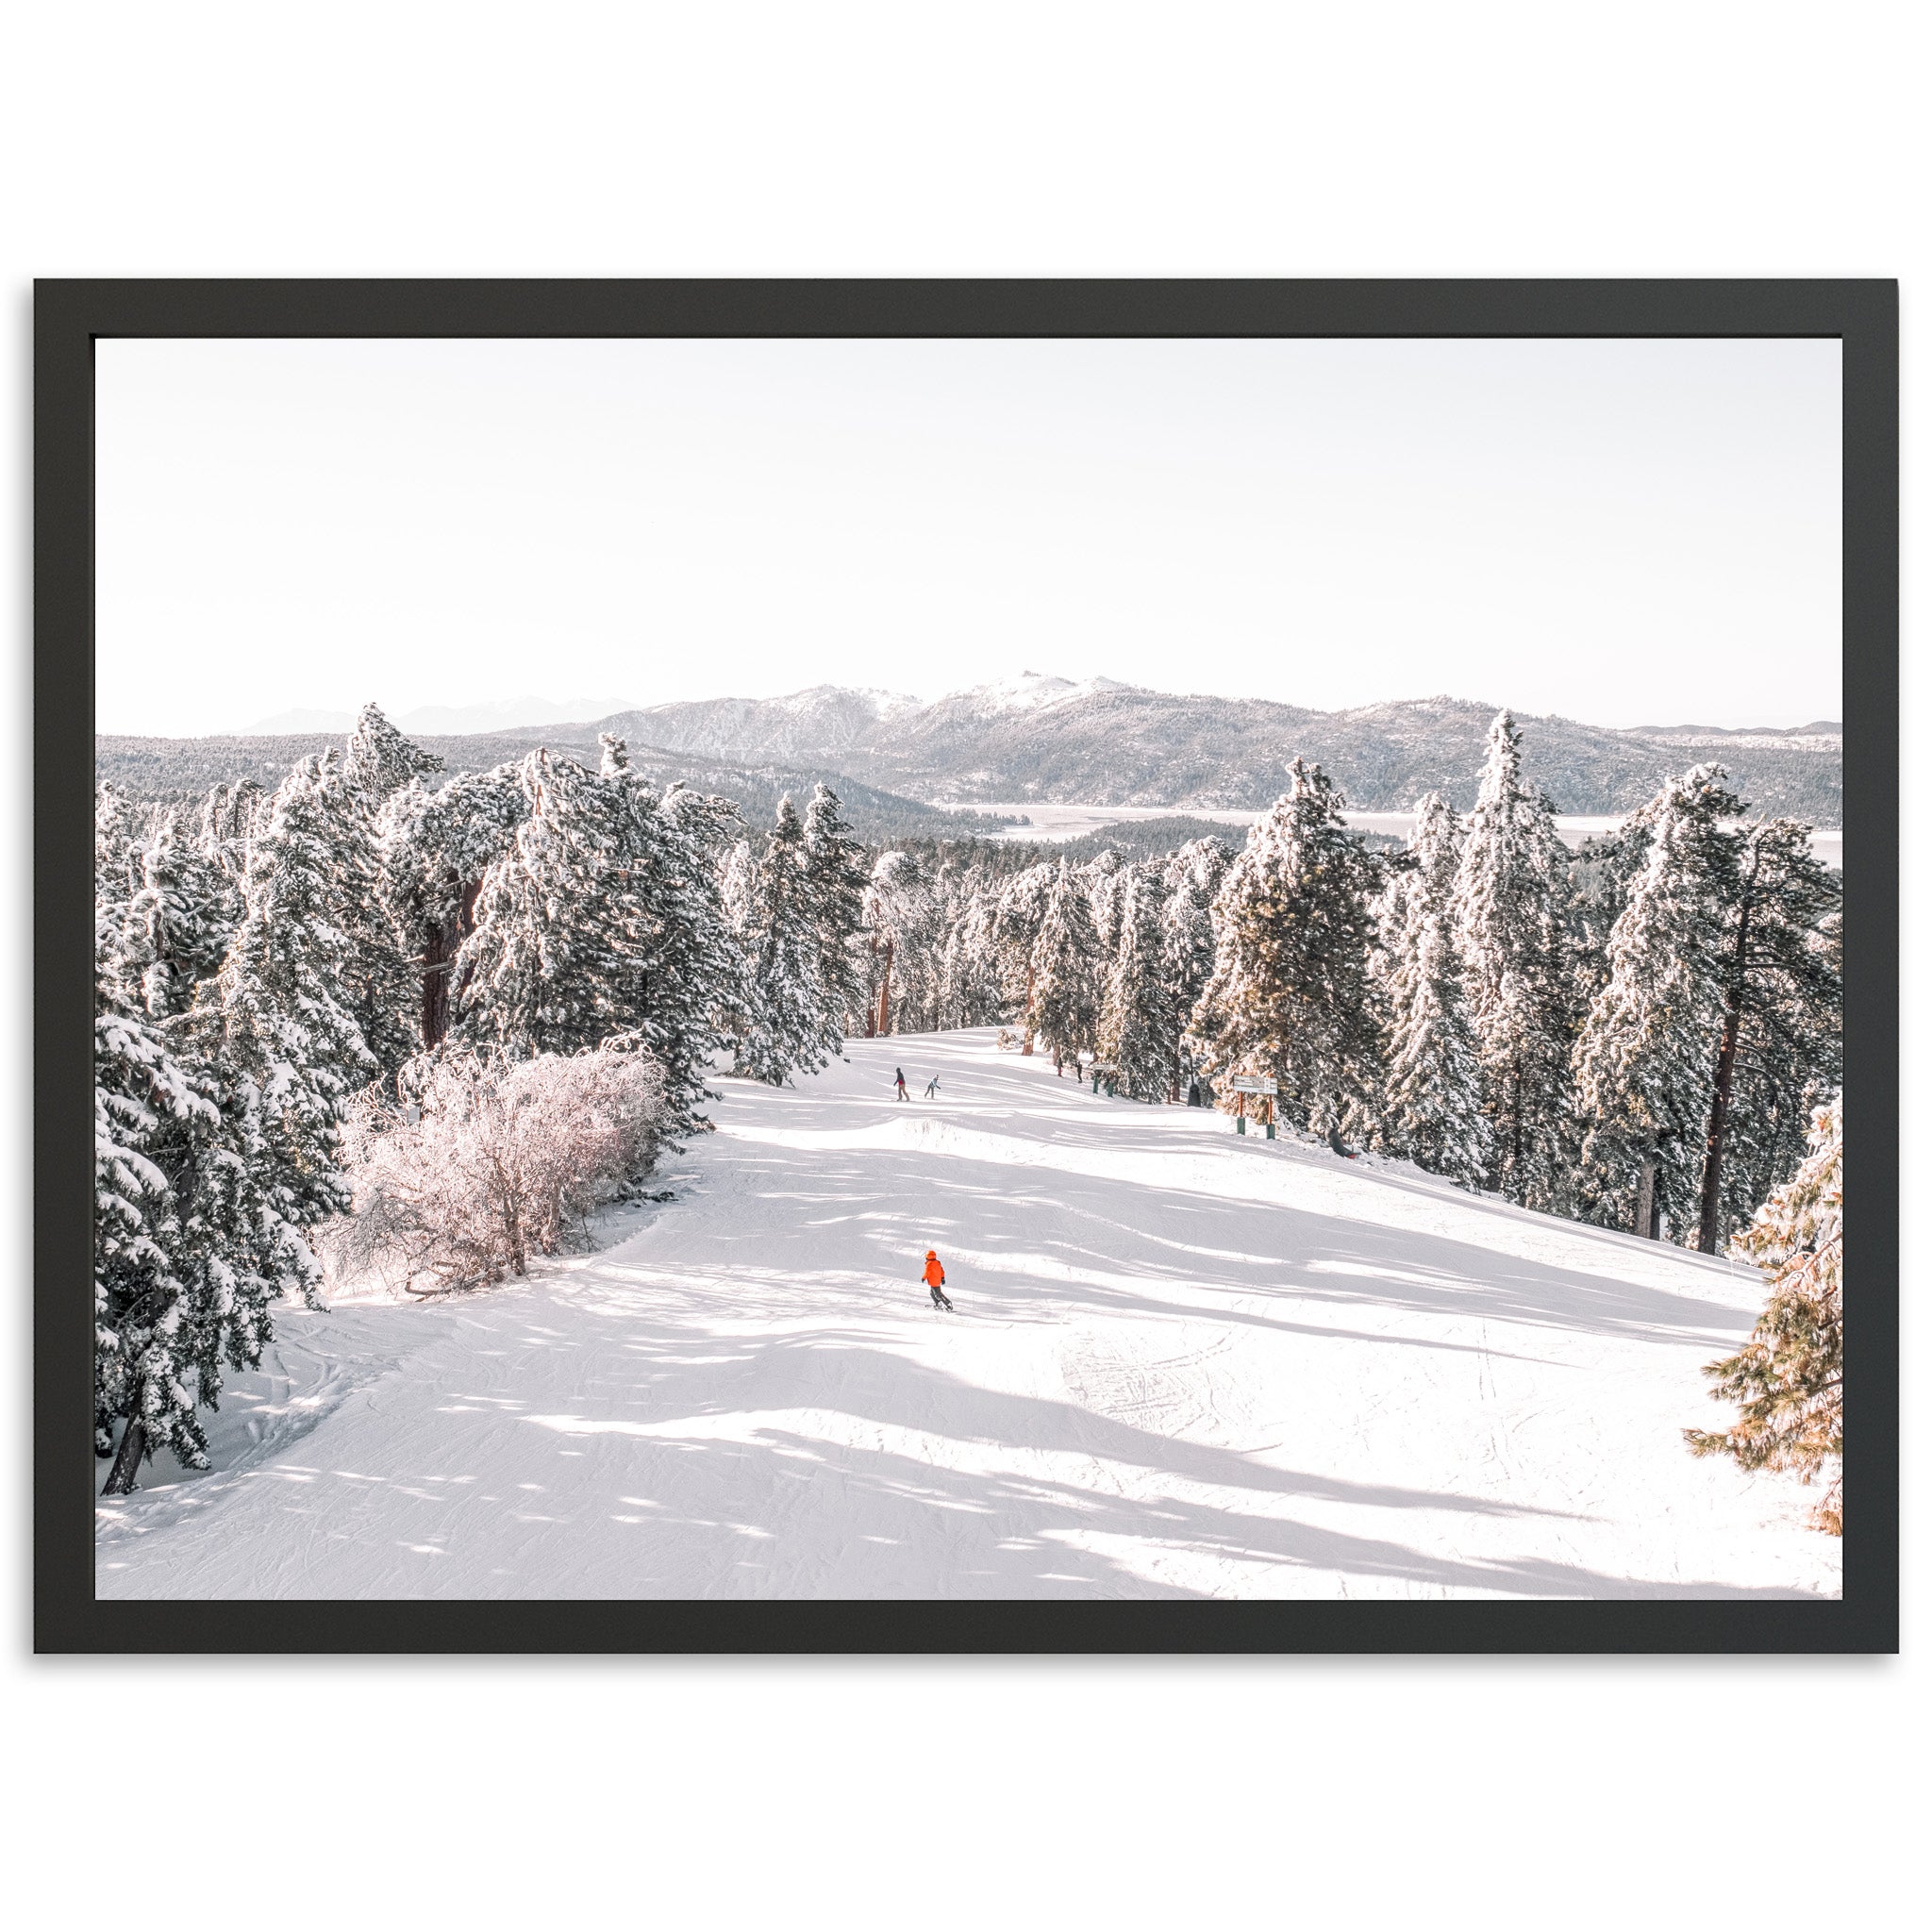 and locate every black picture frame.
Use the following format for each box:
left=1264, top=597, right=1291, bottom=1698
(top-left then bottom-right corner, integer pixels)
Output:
left=38, top=278, right=1898, bottom=1655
